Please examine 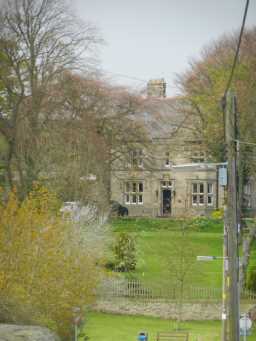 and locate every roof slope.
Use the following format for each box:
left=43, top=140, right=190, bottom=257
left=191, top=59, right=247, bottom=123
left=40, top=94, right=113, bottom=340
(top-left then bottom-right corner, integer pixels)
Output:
left=133, top=97, right=189, bottom=139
